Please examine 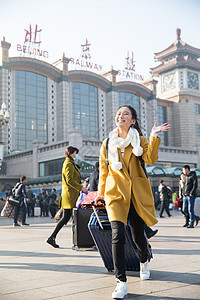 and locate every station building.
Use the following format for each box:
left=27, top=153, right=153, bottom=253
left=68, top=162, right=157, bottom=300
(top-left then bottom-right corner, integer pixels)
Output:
left=0, top=28, right=200, bottom=192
